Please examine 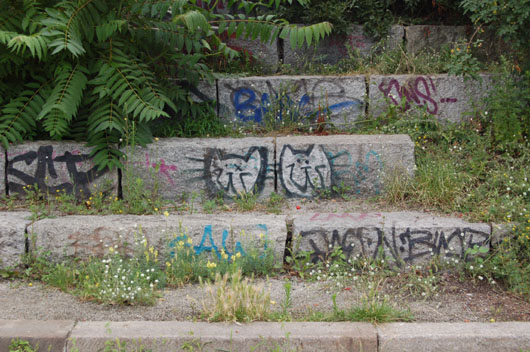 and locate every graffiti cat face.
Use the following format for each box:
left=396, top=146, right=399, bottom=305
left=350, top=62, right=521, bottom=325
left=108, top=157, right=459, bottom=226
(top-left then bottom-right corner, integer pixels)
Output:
left=279, top=145, right=331, bottom=197
left=208, top=147, right=265, bottom=197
